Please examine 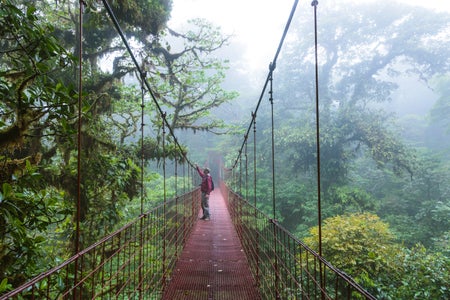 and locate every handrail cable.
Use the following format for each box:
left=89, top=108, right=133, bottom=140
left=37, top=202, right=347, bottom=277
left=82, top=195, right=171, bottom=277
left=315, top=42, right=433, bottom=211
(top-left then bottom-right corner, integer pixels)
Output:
left=231, top=0, right=299, bottom=169
left=101, top=0, right=194, bottom=169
